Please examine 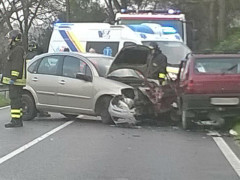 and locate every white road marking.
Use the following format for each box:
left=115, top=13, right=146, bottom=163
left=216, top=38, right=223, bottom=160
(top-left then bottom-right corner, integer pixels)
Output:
left=0, top=121, right=74, bottom=165
left=0, top=106, right=10, bottom=110
left=209, top=131, right=240, bottom=177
